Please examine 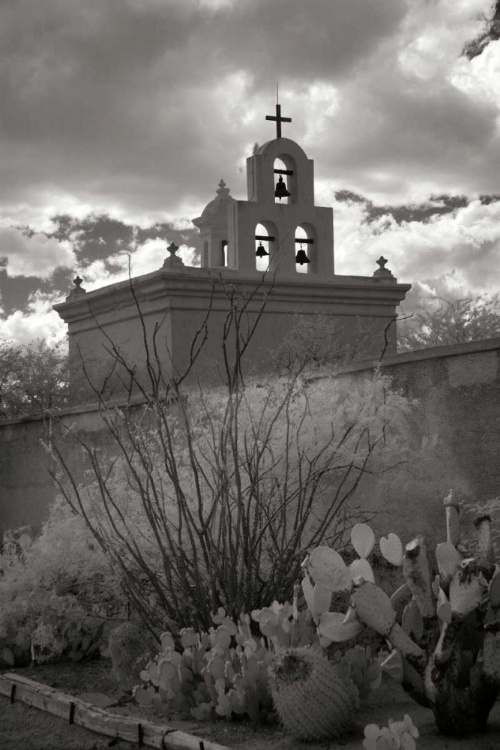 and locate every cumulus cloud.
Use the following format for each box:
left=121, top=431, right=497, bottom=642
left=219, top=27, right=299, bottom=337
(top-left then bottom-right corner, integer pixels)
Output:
left=0, top=0, right=417, bottom=224
left=333, top=195, right=500, bottom=307
left=0, top=0, right=498, bottom=220
left=310, top=0, right=500, bottom=200
left=0, top=291, right=68, bottom=347
left=0, top=227, right=75, bottom=278
left=78, top=239, right=198, bottom=292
